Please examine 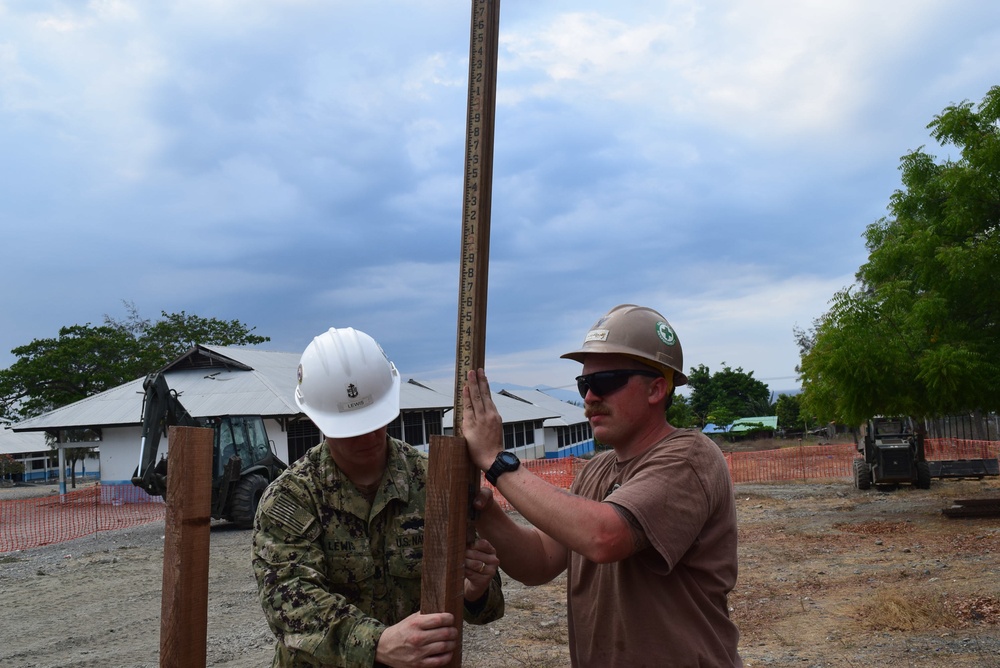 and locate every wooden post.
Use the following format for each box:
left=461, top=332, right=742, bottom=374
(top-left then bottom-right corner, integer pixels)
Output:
left=421, top=435, right=471, bottom=667
left=159, top=425, right=213, bottom=668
